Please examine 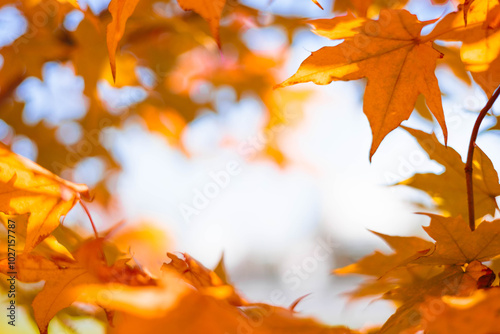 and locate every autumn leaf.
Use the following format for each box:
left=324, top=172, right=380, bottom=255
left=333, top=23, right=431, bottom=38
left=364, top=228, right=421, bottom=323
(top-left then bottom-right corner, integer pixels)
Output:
left=307, top=12, right=366, bottom=40
left=0, top=144, right=89, bottom=252
left=400, top=127, right=500, bottom=220
left=335, top=230, right=433, bottom=277
left=0, top=238, right=154, bottom=333
left=378, top=261, right=491, bottom=333
left=162, top=252, right=246, bottom=306
left=4, top=0, right=500, bottom=332
left=66, top=253, right=359, bottom=334
left=110, top=222, right=173, bottom=276
left=420, top=288, right=500, bottom=334
left=434, top=44, right=472, bottom=86
left=428, top=0, right=500, bottom=96
left=242, top=304, right=358, bottom=334
left=335, top=214, right=498, bottom=333
left=411, top=214, right=500, bottom=265
left=107, top=0, right=141, bottom=81
left=214, top=253, right=229, bottom=284
left=26, top=0, right=81, bottom=7
left=332, top=0, right=409, bottom=17
left=0, top=213, right=73, bottom=260
left=176, top=0, right=226, bottom=46
left=278, top=9, right=447, bottom=159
